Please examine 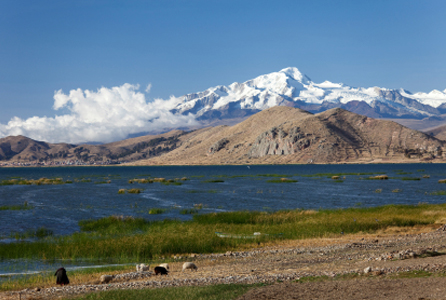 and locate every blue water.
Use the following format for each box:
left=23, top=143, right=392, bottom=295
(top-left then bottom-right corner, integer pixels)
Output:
left=1, top=164, right=446, bottom=278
